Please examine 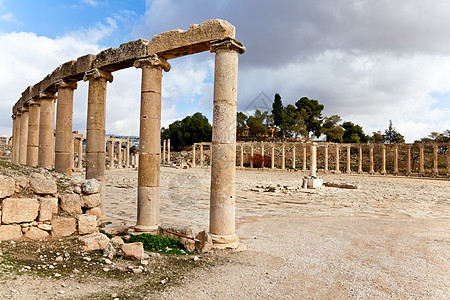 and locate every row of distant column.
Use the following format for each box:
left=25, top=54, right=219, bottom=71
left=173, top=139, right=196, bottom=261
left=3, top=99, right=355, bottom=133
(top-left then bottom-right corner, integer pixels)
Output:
left=106, top=137, right=137, bottom=169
